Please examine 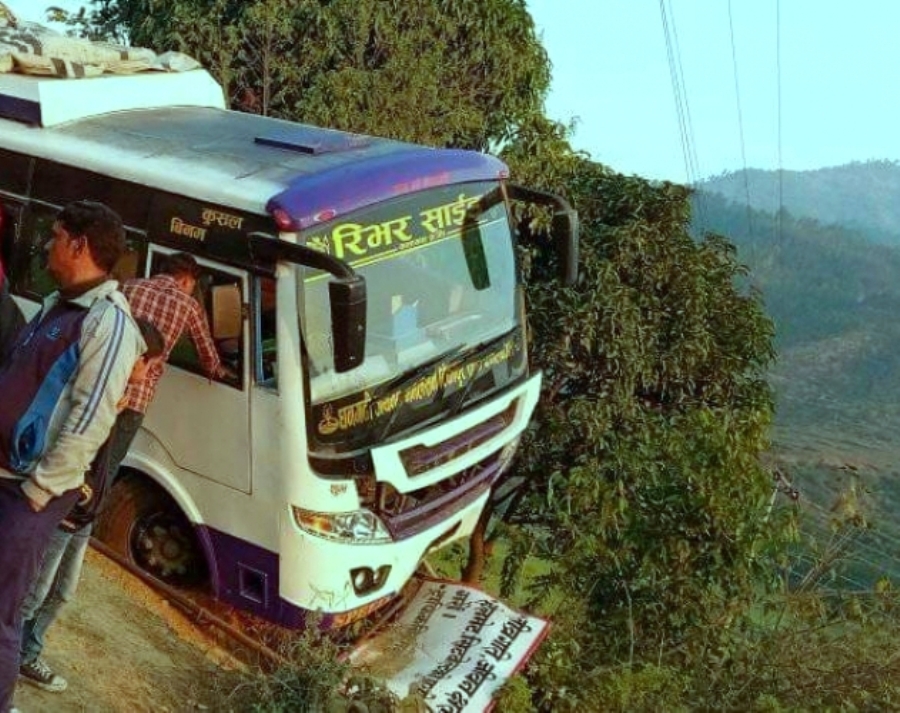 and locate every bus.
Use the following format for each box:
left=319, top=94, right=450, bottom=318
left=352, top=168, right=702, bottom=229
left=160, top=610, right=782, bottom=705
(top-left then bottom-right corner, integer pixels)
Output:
left=0, top=67, right=577, bottom=628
